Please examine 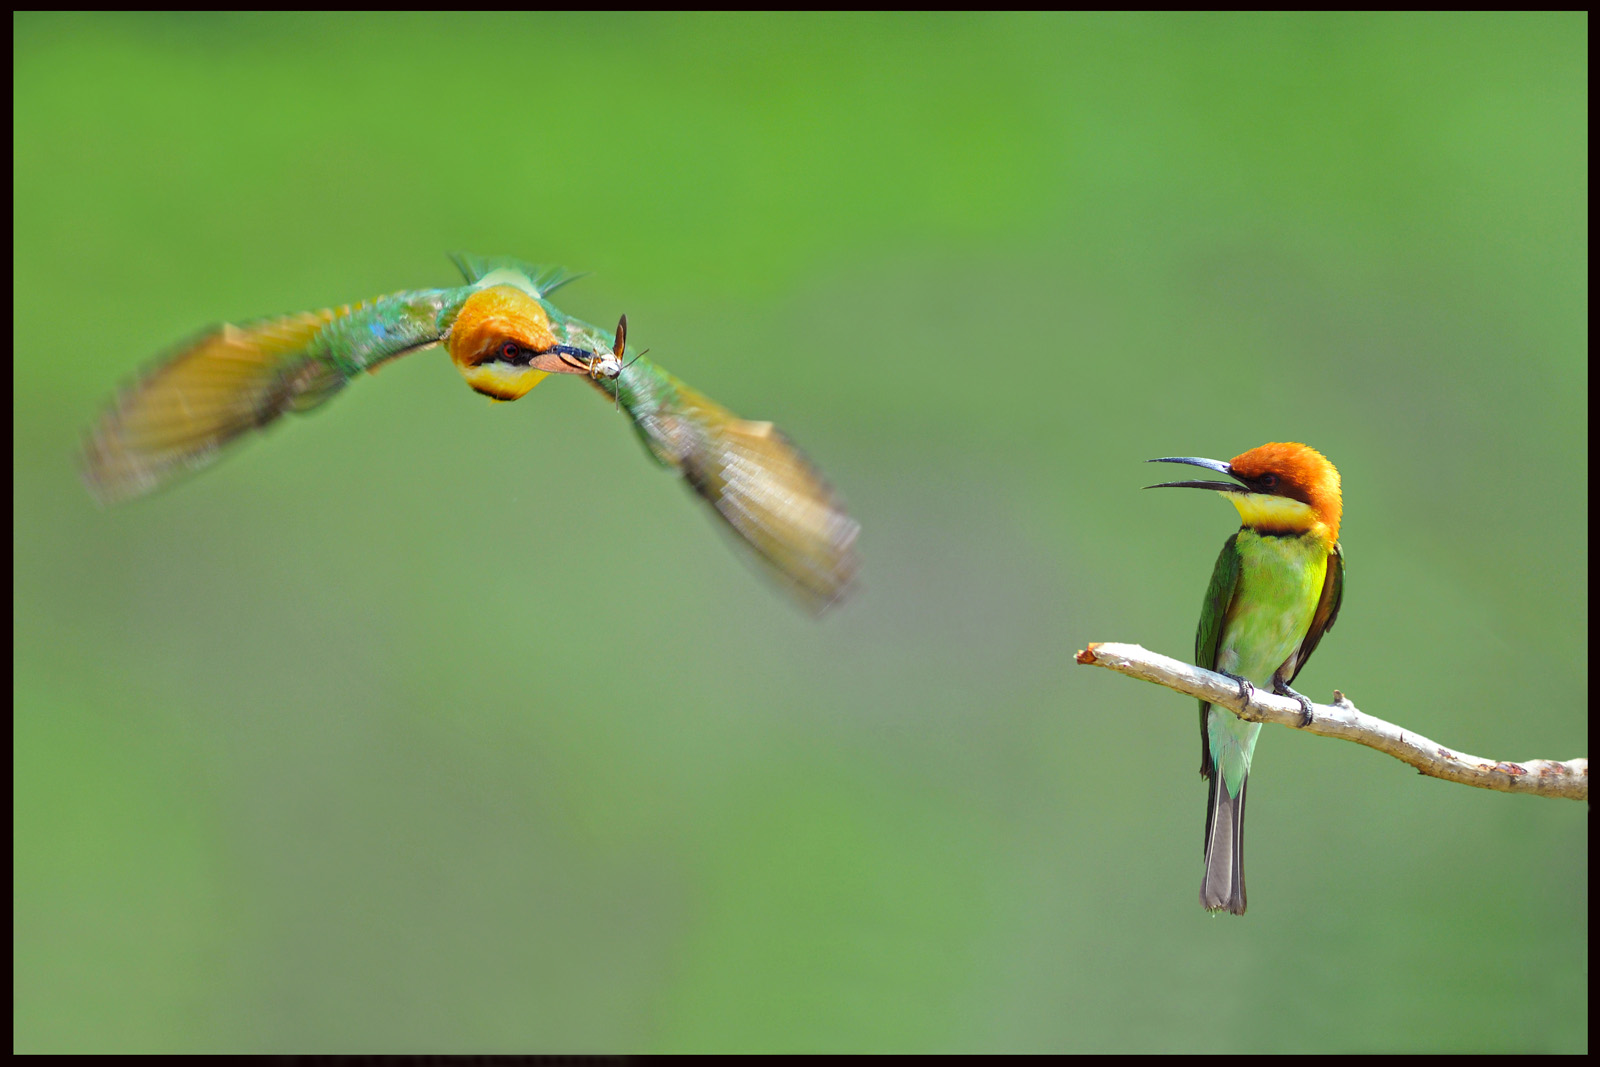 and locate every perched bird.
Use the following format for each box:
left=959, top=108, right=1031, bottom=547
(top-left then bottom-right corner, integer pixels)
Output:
left=81, top=255, right=860, bottom=613
left=1147, top=443, right=1344, bottom=914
